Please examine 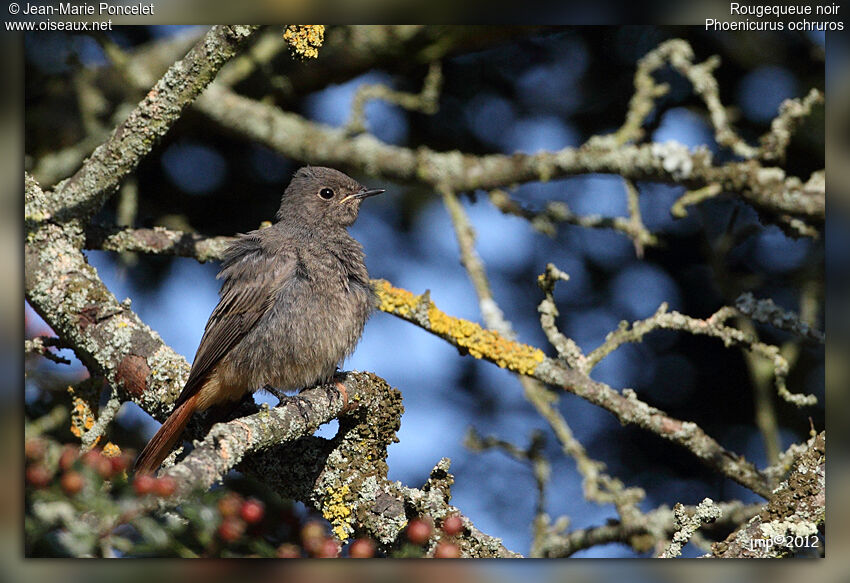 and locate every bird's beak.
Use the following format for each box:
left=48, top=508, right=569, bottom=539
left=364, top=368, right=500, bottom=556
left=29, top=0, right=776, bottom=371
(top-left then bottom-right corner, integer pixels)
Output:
left=341, top=188, right=385, bottom=204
